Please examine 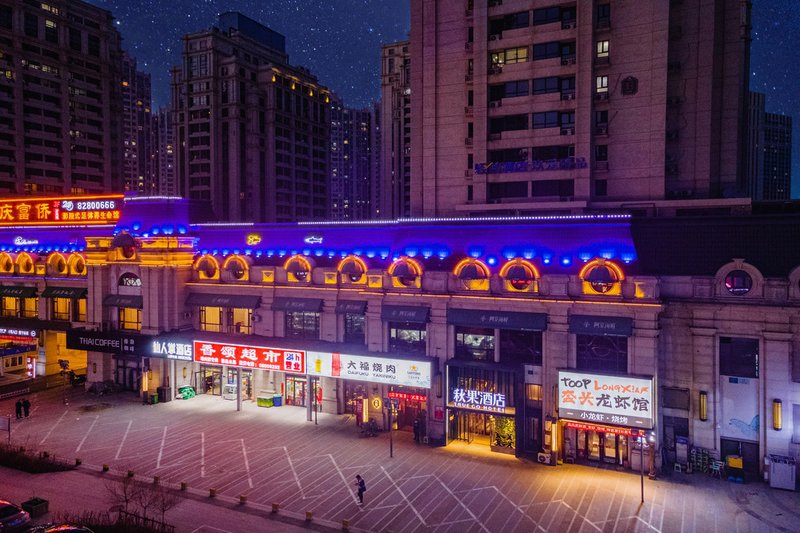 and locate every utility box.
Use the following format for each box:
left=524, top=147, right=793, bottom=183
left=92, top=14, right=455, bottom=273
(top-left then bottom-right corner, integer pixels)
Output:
left=769, top=454, right=796, bottom=491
